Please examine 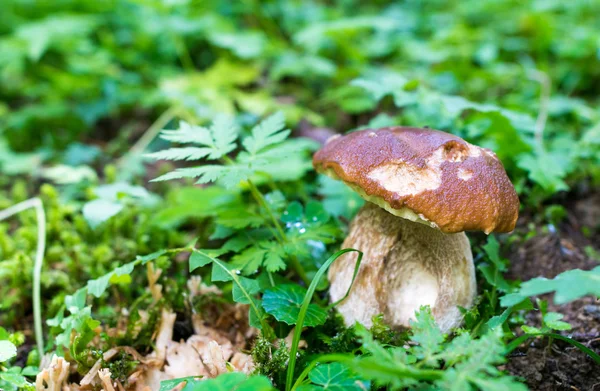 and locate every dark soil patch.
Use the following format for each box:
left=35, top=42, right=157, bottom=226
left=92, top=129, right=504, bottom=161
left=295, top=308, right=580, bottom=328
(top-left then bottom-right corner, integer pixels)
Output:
left=506, top=192, right=600, bottom=390
left=505, top=337, right=600, bottom=391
